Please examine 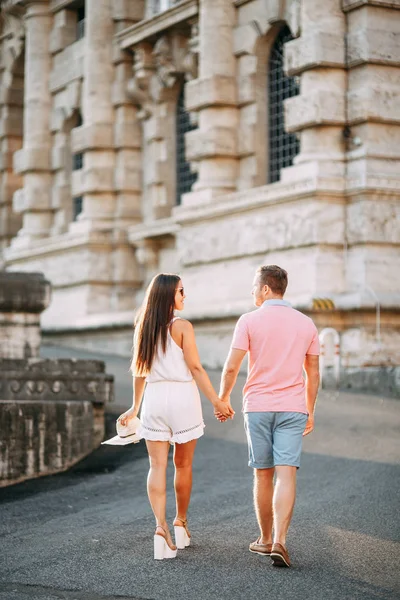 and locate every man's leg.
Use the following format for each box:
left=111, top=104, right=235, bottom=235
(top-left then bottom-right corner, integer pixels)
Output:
left=273, top=465, right=297, bottom=546
left=254, top=467, right=274, bottom=545
left=244, top=412, right=275, bottom=554
left=270, top=412, right=307, bottom=566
